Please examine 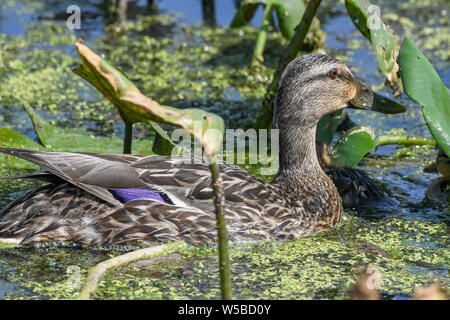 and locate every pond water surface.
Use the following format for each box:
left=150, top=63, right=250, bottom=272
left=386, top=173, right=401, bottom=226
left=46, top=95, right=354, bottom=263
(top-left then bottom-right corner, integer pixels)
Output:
left=0, top=0, right=448, bottom=299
